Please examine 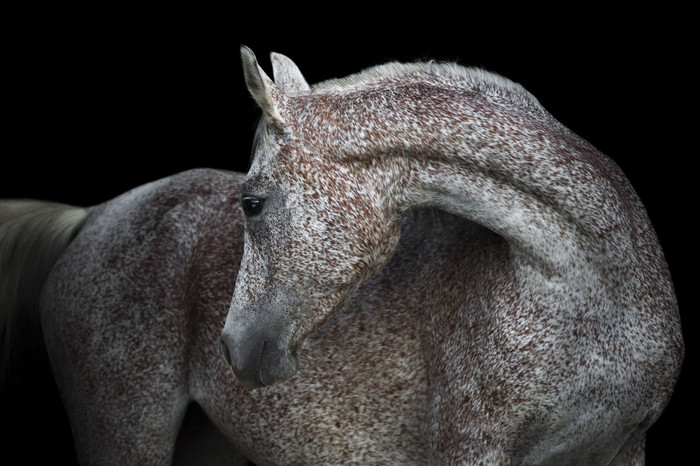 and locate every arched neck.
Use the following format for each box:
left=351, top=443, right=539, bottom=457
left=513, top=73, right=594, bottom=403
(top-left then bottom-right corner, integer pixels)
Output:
left=295, top=81, right=637, bottom=279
